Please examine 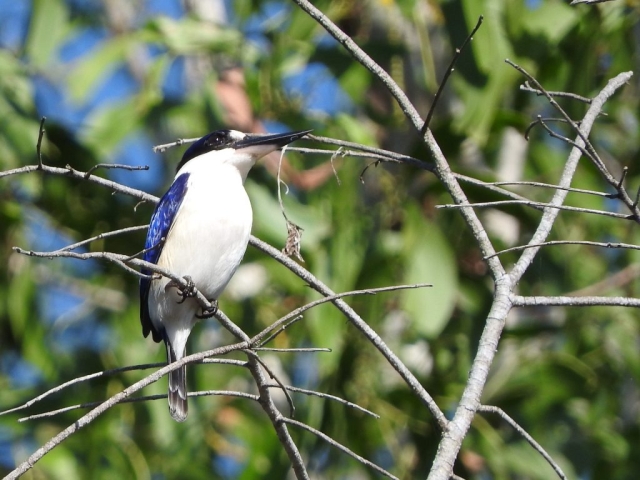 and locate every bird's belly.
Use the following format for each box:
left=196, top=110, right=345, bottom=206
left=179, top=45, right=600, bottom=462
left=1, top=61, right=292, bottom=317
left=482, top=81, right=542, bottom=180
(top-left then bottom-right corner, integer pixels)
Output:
left=147, top=179, right=253, bottom=336
left=159, top=190, right=253, bottom=299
